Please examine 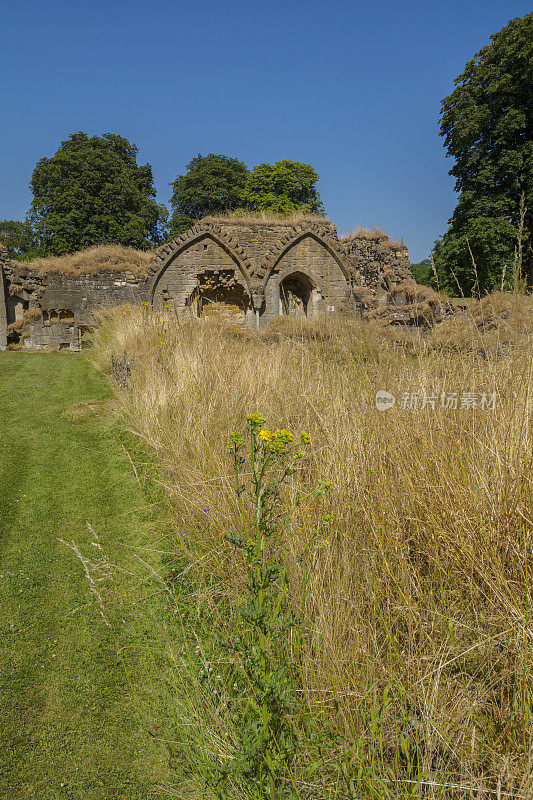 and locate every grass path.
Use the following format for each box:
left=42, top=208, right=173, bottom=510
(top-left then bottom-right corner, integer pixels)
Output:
left=0, top=353, right=167, bottom=799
